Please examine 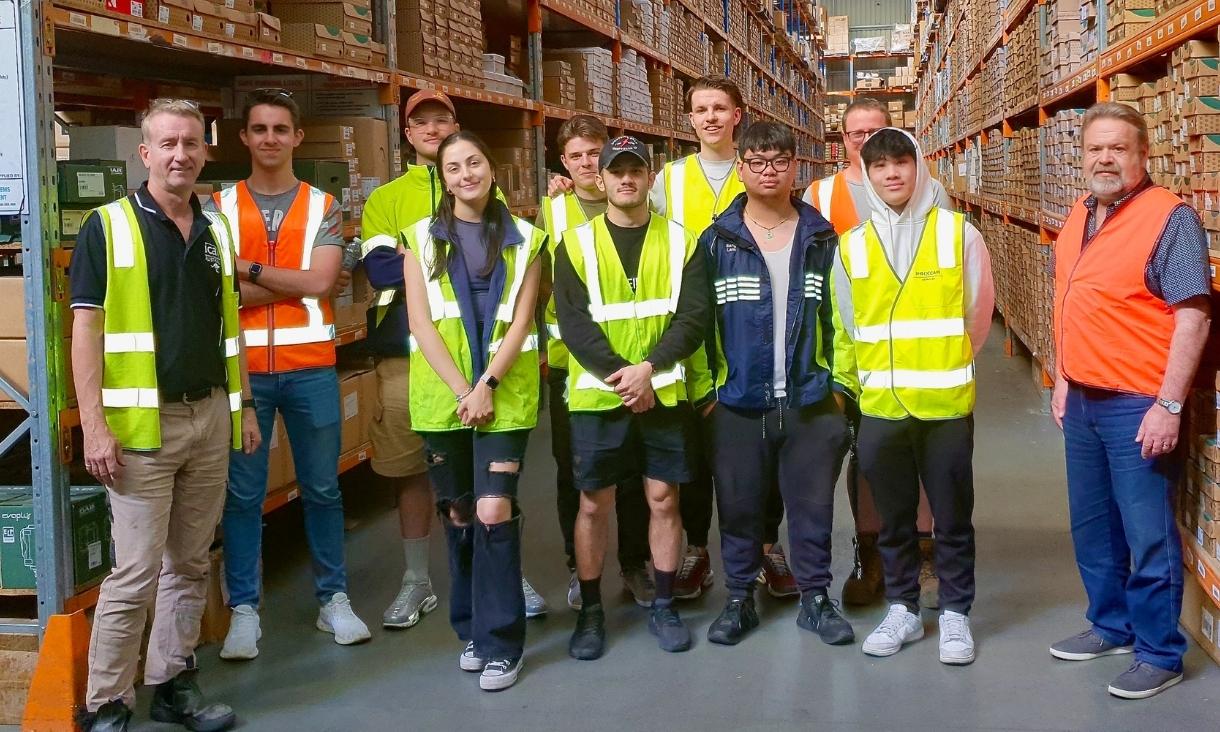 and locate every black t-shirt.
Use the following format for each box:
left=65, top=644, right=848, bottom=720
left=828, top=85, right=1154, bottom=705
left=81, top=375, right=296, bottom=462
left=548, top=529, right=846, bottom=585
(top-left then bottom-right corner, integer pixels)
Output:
left=603, top=217, right=648, bottom=292
left=70, top=184, right=232, bottom=397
